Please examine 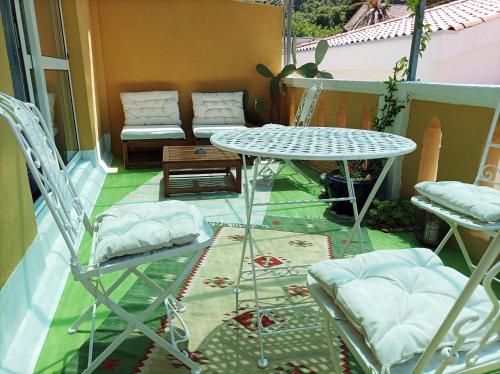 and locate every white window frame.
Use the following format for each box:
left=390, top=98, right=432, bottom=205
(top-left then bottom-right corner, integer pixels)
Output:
left=13, top=0, right=82, bottom=215
left=14, top=0, right=81, bottom=172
